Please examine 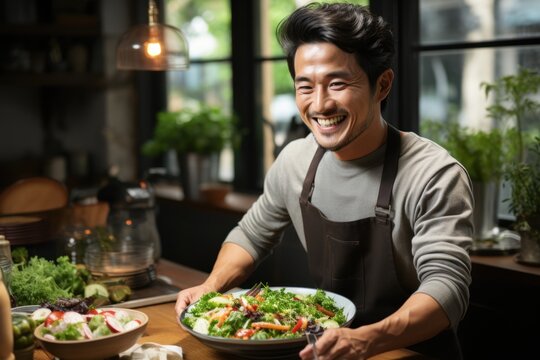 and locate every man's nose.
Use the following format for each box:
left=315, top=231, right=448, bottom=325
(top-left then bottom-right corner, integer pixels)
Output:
left=313, top=88, right=336, bottom=113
